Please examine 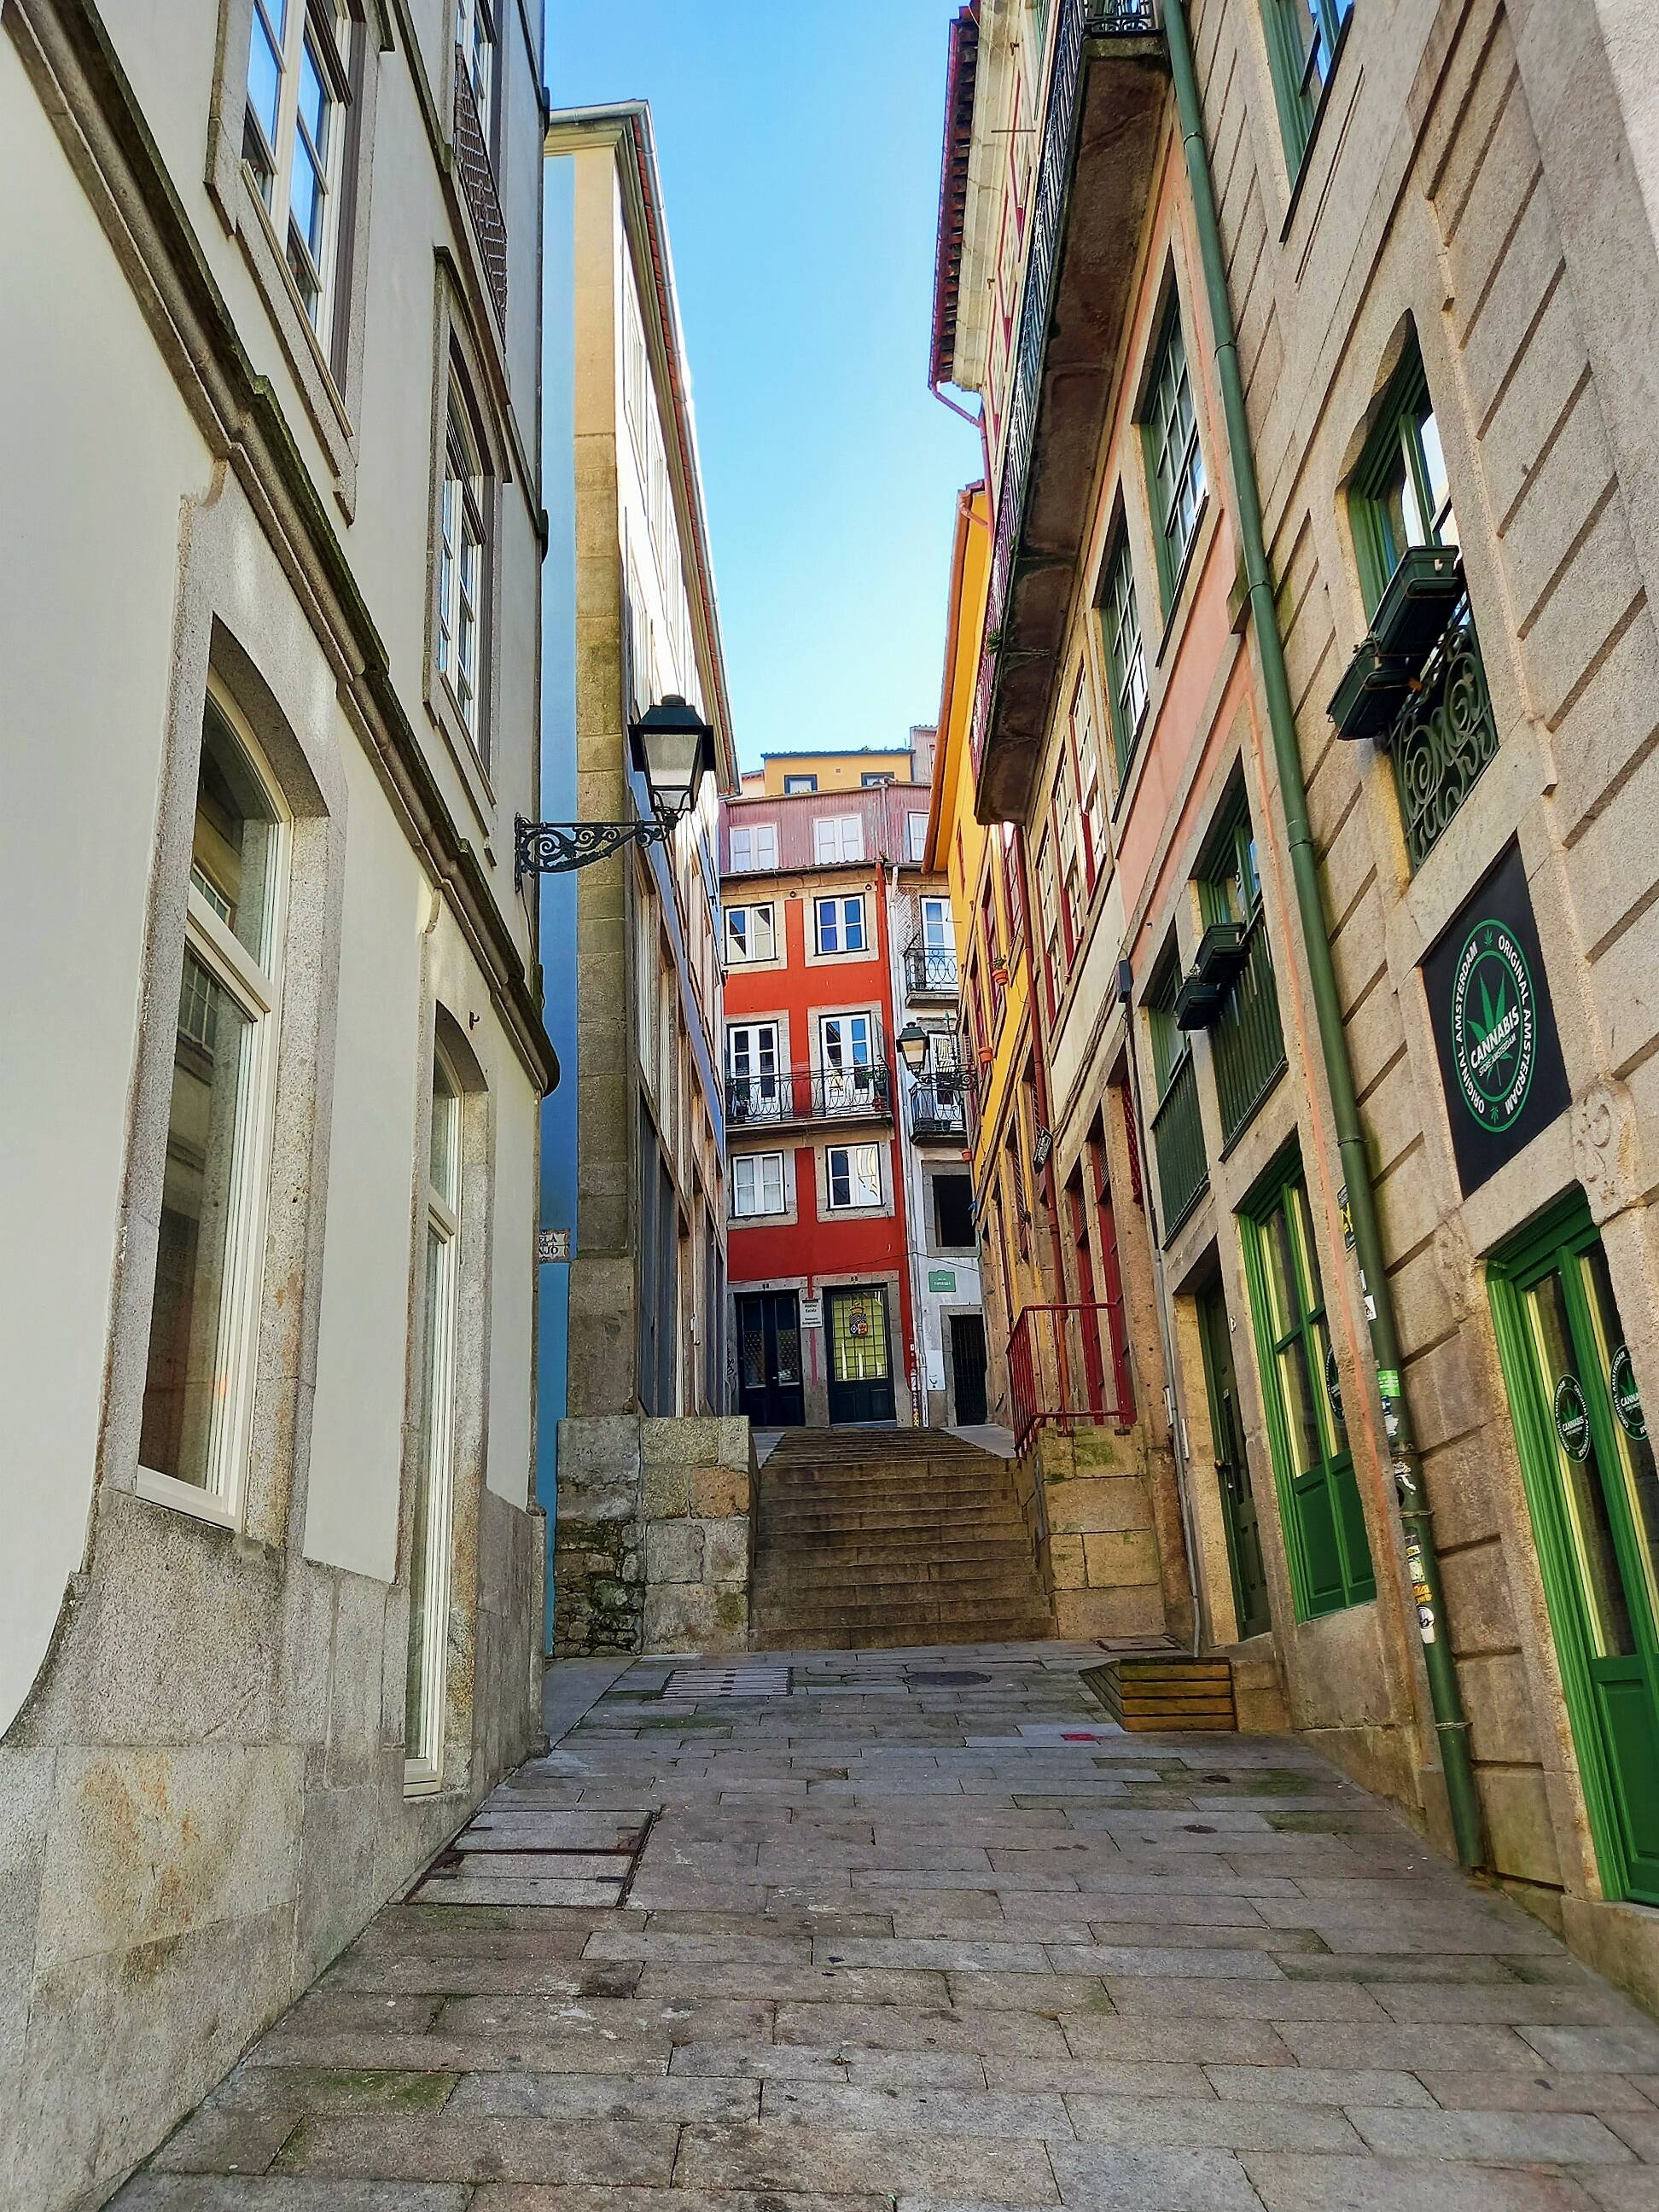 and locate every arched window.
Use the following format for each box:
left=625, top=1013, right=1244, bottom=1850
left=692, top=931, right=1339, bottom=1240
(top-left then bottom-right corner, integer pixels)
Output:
left=138, top=687, right=288, bottom=1519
